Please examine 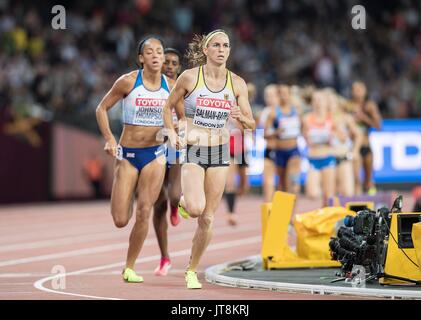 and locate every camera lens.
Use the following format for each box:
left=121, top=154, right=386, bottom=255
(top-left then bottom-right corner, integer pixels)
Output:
left=344, top=215, right=354, bottom=227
